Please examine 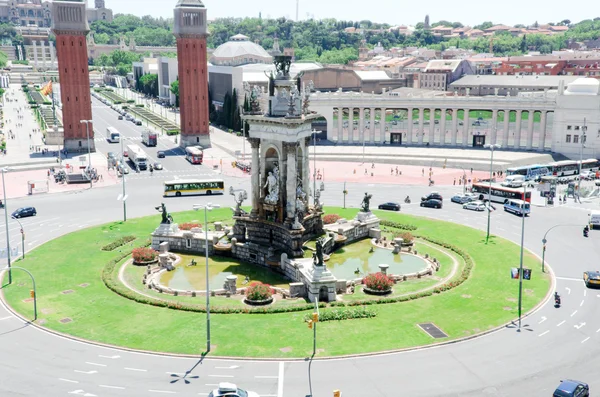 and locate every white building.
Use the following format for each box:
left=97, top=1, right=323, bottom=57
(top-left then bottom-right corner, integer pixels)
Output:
left=157, top=56, right=178, bottom=104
